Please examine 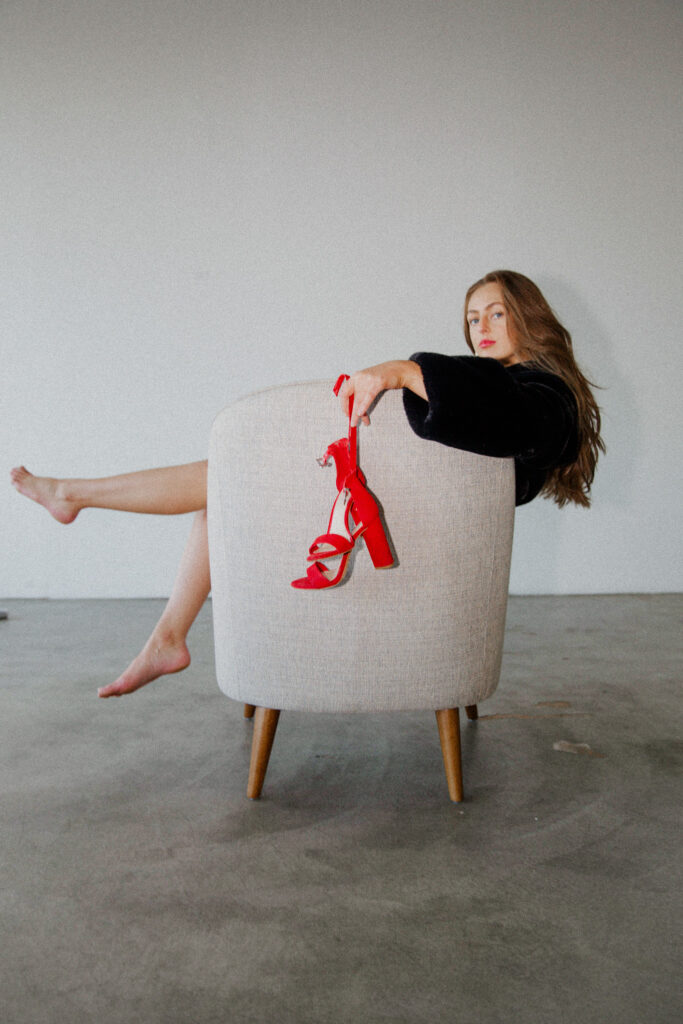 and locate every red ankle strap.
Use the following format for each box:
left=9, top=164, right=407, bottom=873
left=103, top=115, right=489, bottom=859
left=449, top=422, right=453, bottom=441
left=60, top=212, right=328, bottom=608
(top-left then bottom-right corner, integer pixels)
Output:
left=333, top=374, right=357, bottom=472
